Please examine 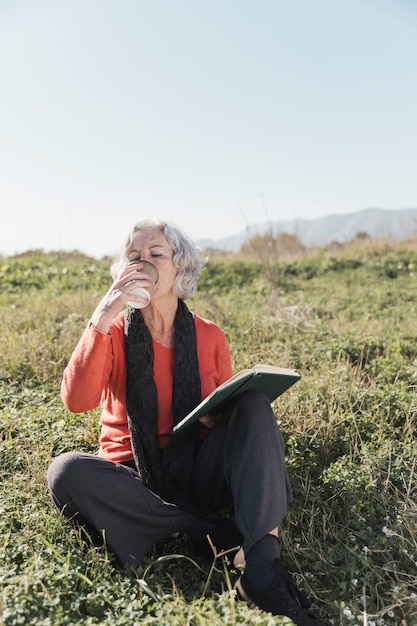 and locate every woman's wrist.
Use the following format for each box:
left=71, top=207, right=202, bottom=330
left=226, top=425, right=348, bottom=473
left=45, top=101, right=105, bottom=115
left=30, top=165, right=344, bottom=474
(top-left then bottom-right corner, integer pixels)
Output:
left=90, top=299, right=120, bottom=334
